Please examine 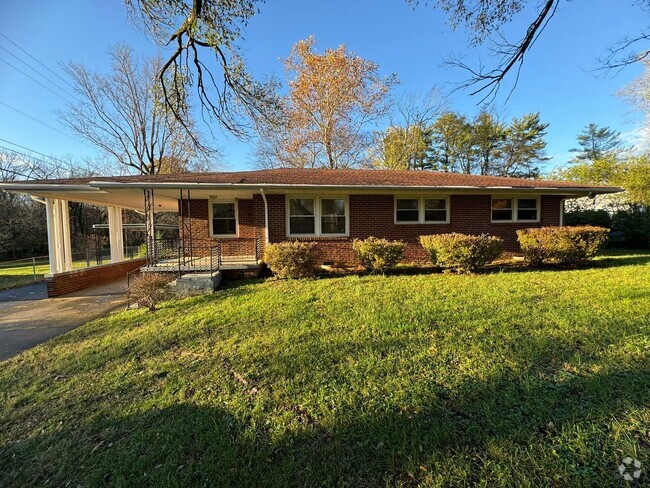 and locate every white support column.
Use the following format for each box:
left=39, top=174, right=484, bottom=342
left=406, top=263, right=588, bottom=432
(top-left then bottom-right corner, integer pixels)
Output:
left=45, top=197, right=58, bottom=275
left=108, top=206, right=124, bottom=262
left=60, top=200, right=72, bottom=271
left=45, top=198, right=72, bottom=273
